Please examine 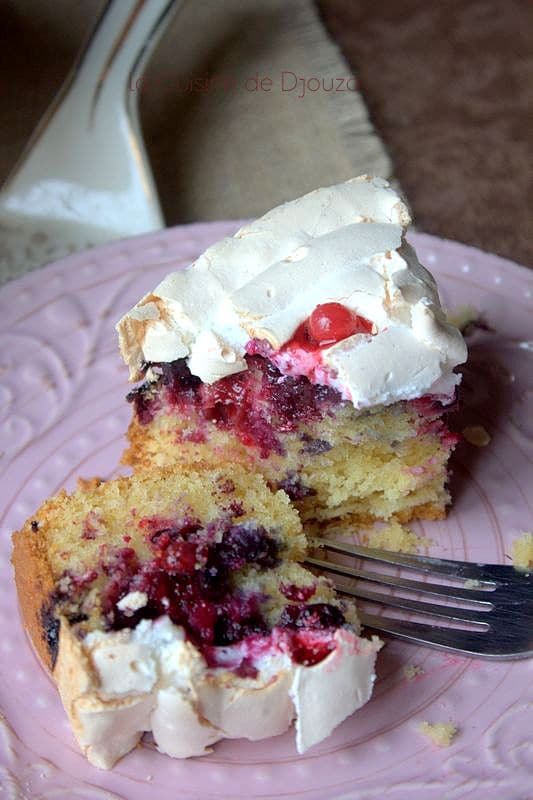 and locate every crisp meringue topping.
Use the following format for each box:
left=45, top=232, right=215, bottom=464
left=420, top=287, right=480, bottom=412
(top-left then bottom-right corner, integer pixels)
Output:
left=55, top=616, right=380, bottom=768
left=117, top=175, right=467, bottom=408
